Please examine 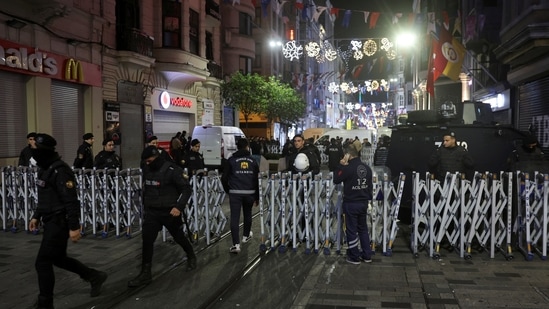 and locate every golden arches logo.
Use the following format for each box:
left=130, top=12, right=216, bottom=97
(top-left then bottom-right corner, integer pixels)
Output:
left=65, top=59, right=84, bottom=82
